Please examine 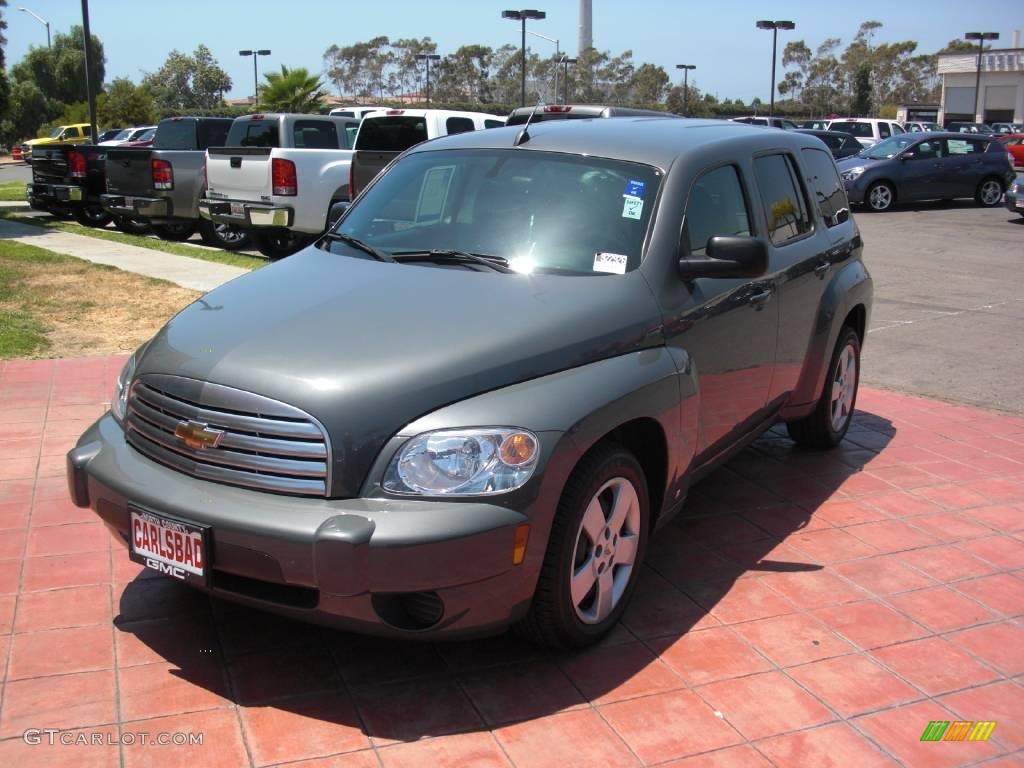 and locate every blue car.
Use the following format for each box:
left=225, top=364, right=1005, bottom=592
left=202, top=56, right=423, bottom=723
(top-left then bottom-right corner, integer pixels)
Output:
left=1007, top=175, right=1024, bottom=218
left=837, top=132, right=1016, bottom=212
